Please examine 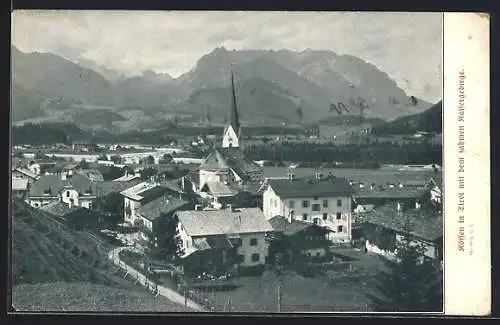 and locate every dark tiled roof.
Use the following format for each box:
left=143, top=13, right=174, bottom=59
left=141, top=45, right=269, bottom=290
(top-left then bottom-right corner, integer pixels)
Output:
left=29, top=174, right=97, bottom=197
left=267, top=177, right=355, bottom=198
left=355, top=205, right=443, bottom=242
left=201, top=181, right=239, bottom=197
left=139, top=186, right=169, bottom=204
left=138, top=196, right=190, bottom=222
